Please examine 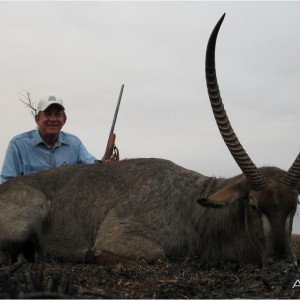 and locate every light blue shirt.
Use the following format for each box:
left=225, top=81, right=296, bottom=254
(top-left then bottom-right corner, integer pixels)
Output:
left=1, top=129, right=96, bottom=183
